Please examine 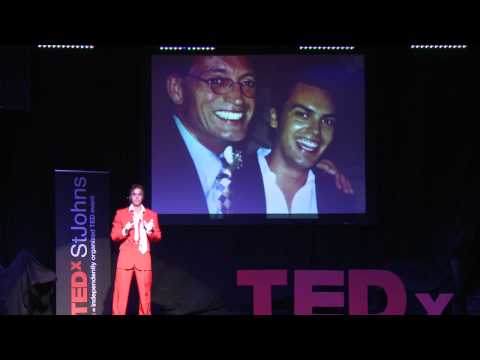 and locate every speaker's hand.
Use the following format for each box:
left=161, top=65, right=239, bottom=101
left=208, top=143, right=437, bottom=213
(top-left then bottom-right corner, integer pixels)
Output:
left=122, top=221, right=134, bottom=236
left=144, top=219, right=154, bottom=234
left=316, top=159, right=354, bottom=195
